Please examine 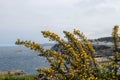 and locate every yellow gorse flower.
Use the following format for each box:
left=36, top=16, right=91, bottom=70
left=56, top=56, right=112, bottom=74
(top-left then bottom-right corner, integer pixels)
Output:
left=15, top=25, right=120, bottom=80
